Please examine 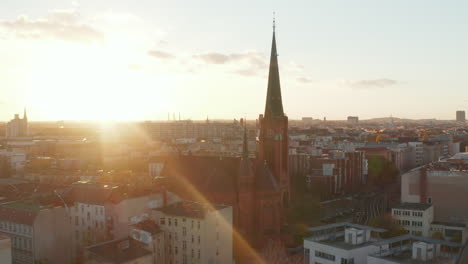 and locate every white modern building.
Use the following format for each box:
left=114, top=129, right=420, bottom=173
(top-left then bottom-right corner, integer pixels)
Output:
left=391, top=203, right=434, bottom=237
left=367, top=235, right=462, bottom=264
left=304, top=222, right=387, bottom=264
